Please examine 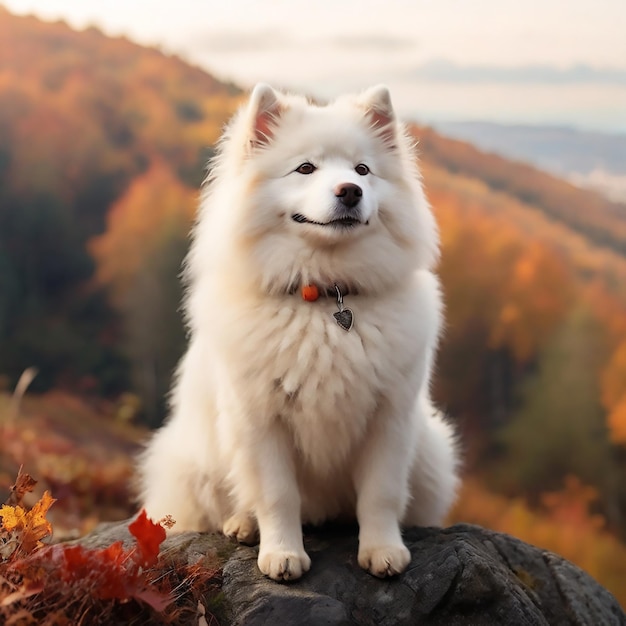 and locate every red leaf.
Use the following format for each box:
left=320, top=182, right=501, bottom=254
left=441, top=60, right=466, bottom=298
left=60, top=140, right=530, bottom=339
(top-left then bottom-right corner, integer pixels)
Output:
left=48, top=542, right=129, bottom=599
left=28, top=541, right=172, bottom=608
left=128, top=509, right=166, bottom=568
left=6, top=514, right=172, bottom=616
